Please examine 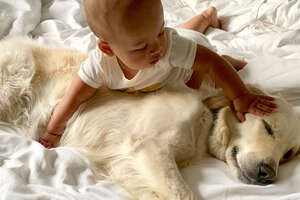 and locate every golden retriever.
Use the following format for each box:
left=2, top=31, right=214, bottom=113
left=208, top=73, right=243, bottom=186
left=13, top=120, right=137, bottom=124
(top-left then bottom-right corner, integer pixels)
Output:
left=1, top=37, right=299, bottom=200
